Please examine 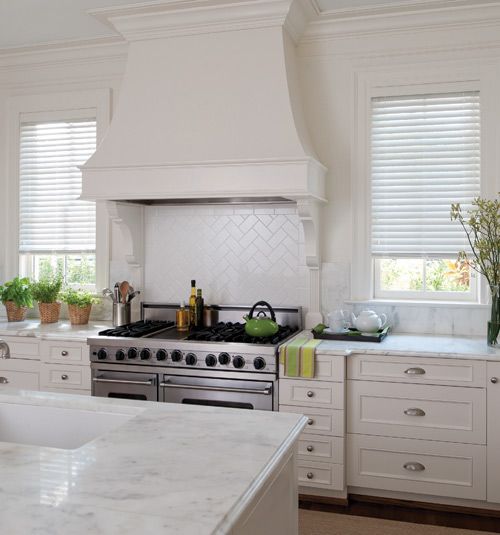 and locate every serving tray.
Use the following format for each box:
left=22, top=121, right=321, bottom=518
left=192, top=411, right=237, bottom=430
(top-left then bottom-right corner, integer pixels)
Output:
left=312, top=326, right=390, bottom=343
